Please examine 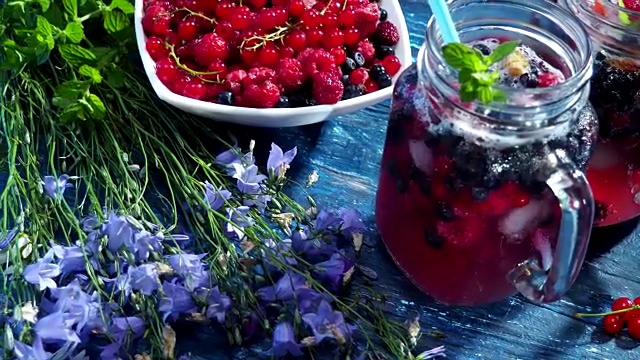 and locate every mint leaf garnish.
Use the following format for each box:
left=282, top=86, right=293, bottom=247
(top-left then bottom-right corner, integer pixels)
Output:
left=441, top=40, right=520, bottom=104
